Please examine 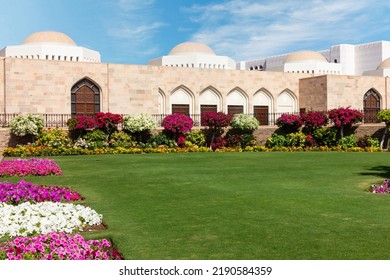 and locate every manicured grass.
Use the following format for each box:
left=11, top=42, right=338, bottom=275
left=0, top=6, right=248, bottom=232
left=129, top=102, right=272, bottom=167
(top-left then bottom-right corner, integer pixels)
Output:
left=8, top=152, right=390, bottom=259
